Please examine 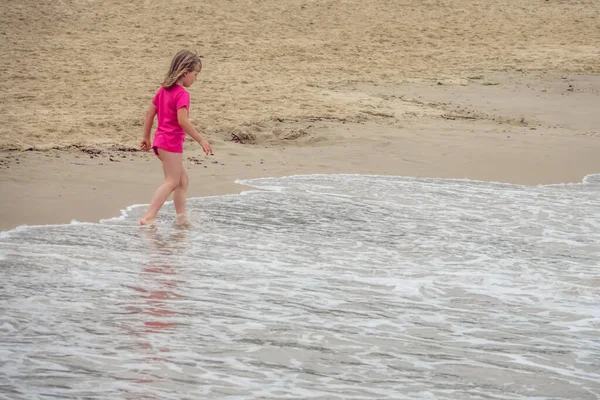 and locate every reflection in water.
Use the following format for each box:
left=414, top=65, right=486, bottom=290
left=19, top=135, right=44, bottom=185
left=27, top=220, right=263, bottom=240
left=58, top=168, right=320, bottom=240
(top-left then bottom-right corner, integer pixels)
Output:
left=121, top=228, right=188, bottom=392
left=132, top=228, right=187, bottom=333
